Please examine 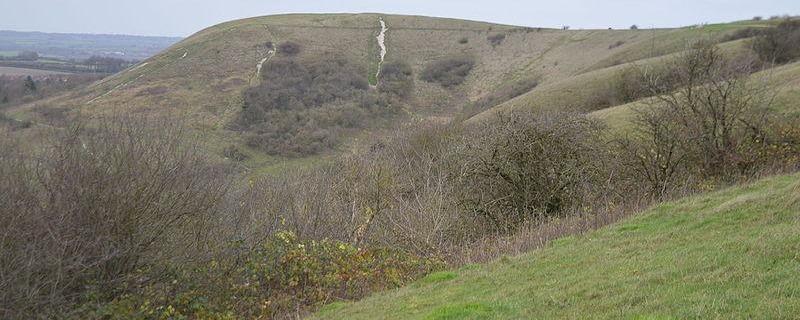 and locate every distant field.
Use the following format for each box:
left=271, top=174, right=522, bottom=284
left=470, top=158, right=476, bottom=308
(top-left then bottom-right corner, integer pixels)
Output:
left=0, top=30, right=181, bottom=61
left=0, top=66, right=70, bottom=76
